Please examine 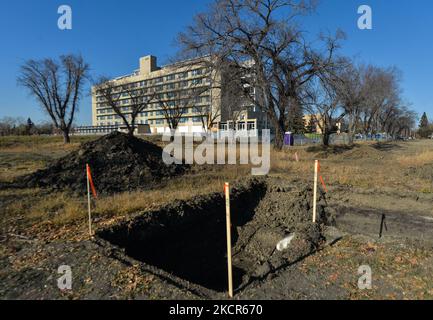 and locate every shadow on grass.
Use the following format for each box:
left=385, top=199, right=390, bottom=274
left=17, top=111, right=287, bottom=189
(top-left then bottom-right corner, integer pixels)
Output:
left=372, top=142, right=403, bottom=152
left=306, top=144, right=359, bottom=156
